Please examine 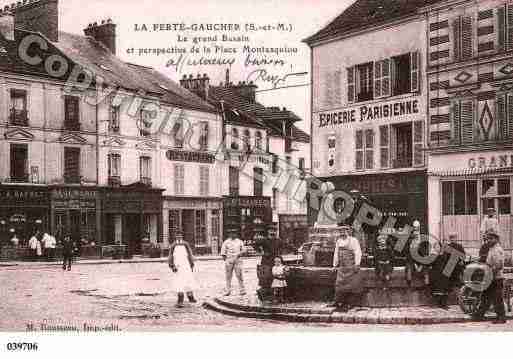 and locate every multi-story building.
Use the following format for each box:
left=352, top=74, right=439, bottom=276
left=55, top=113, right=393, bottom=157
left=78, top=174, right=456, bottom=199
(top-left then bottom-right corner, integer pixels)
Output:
left=0, top=0, right=220, bottom=255
left=180, top=70, right=310, bottom=247
left=422, top=0, right=513, bottom=255
left=305, top=0, right=430, bottom=251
